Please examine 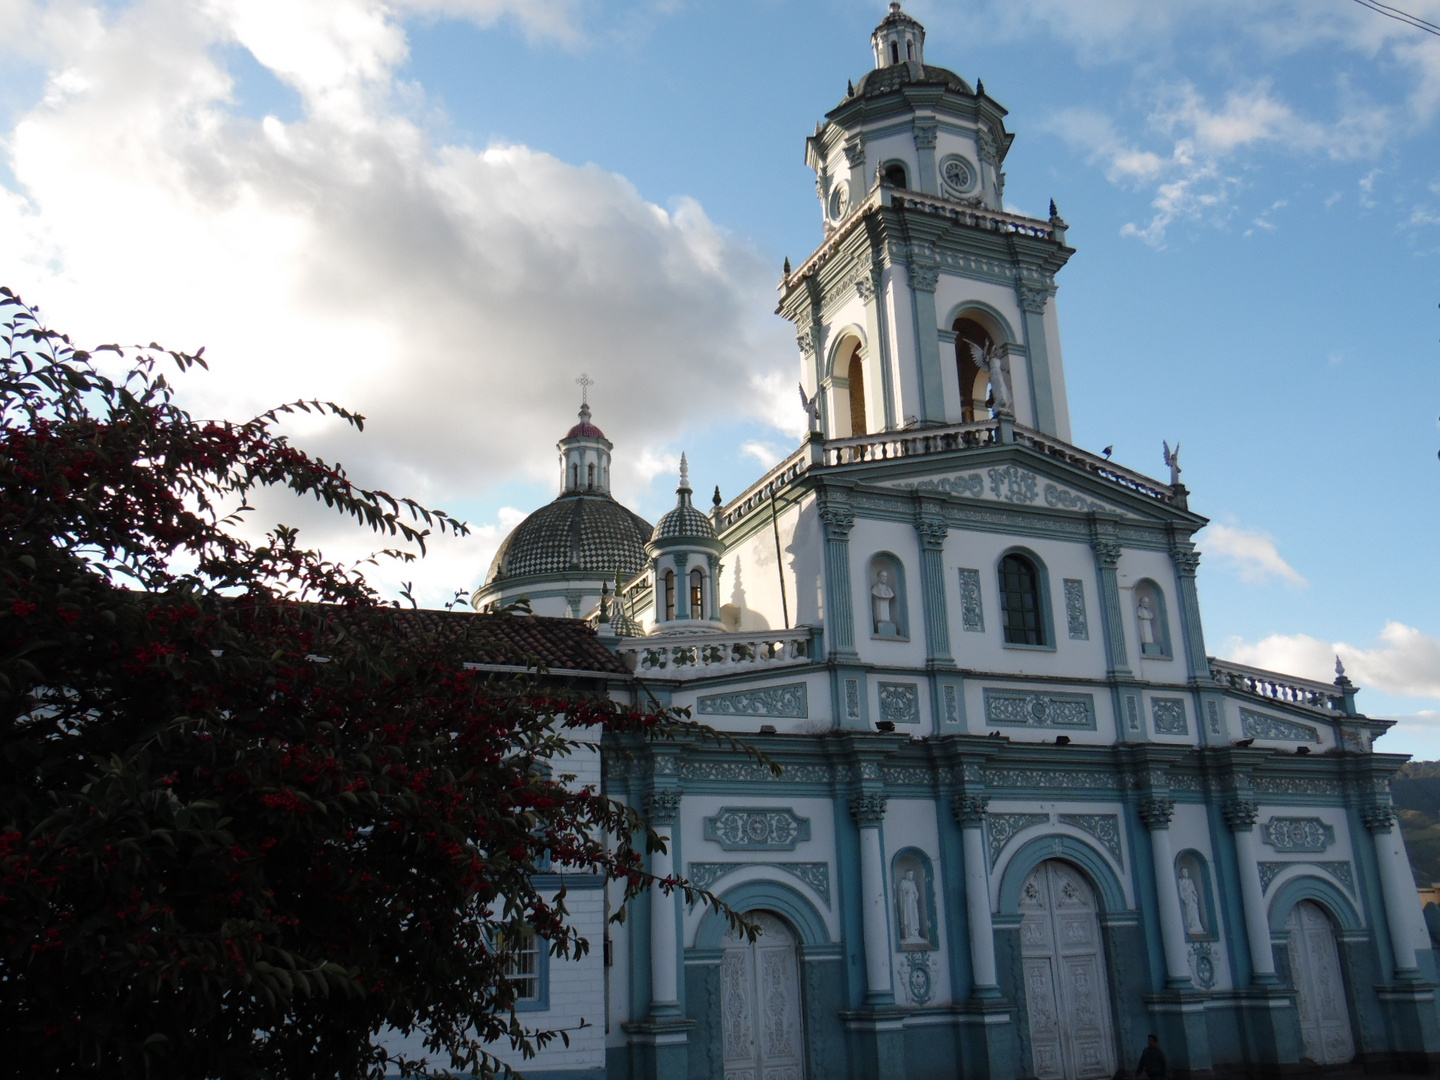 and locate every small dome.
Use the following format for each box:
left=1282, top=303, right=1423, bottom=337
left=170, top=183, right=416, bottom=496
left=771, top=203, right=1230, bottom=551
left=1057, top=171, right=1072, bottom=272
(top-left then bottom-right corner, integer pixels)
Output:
left=485, top=493, right=652, bottom=585
left=653, top=499, right=716, bottom=542
left=567, top=420, right=606, bottom=439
